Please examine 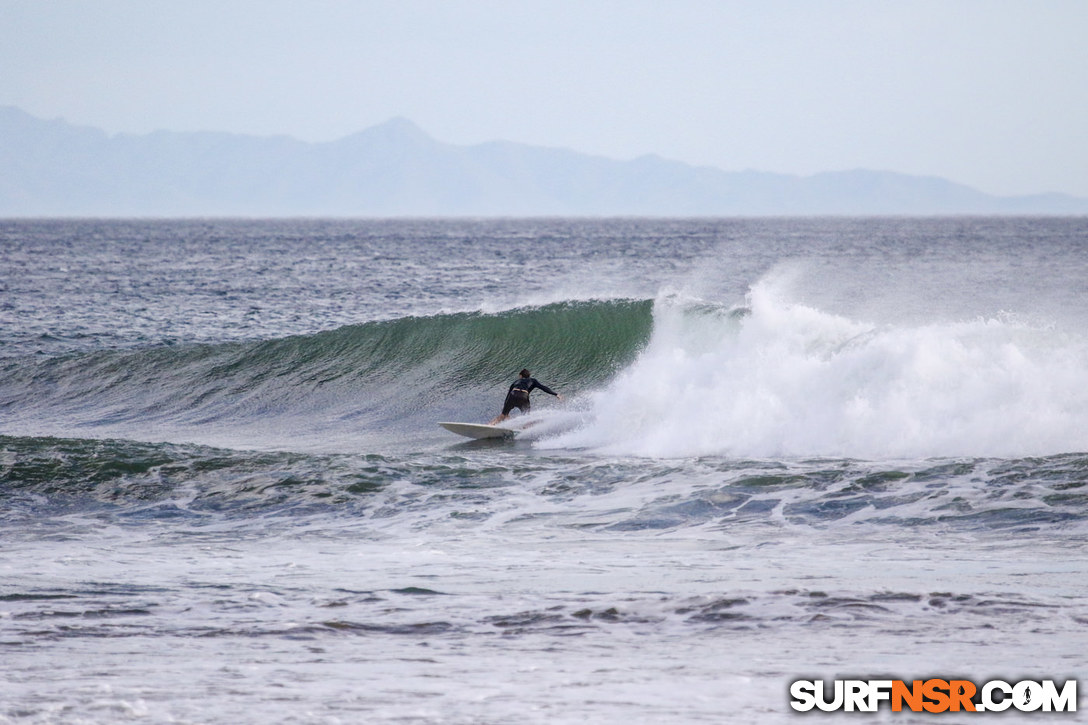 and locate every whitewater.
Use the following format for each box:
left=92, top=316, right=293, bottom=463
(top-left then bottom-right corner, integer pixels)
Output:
left=1, top=217, right=1087, bottom=723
